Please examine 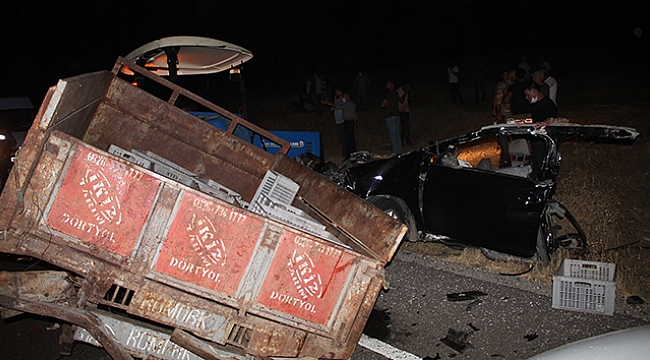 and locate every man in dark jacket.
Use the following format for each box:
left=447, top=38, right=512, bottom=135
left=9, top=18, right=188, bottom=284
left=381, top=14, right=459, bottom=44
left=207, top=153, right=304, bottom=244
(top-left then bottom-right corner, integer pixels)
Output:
left=525, top=82, right=557, bottom=122
left=503, top=68, right=531, bottom=117
left=381, top=81, right=402, bottom=155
